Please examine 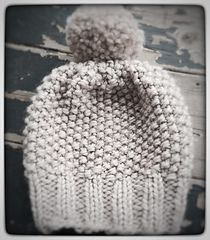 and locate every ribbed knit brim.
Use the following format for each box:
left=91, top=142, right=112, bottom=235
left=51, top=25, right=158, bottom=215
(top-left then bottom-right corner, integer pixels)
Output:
left=27, top=172, right=190, bottom=234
